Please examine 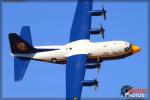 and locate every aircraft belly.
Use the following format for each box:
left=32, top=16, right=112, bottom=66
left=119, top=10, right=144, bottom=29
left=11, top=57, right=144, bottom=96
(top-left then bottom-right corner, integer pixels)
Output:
left=33, top=50, right=66, bottom=62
